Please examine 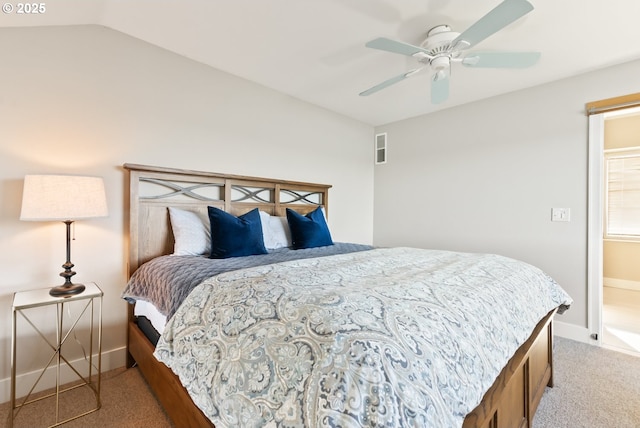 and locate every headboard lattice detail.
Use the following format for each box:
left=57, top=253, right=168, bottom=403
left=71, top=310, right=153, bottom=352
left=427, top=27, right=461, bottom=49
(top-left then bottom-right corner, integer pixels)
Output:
left=140, top=177, right=223, bottom=202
